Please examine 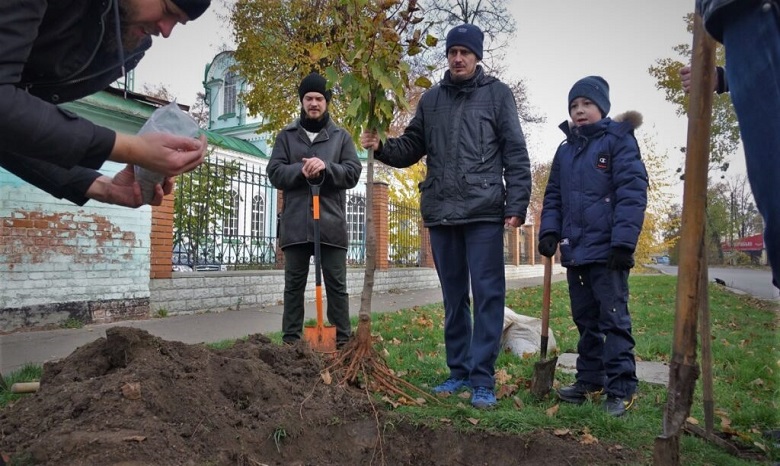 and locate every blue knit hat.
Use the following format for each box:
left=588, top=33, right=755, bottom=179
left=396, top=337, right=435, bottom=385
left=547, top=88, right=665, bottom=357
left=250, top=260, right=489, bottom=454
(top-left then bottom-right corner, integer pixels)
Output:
left=171, top=0, right=210, bottom=20
left=445, top=24, right=484, bottom=61
left=568, top=76, right=611, bottom=117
